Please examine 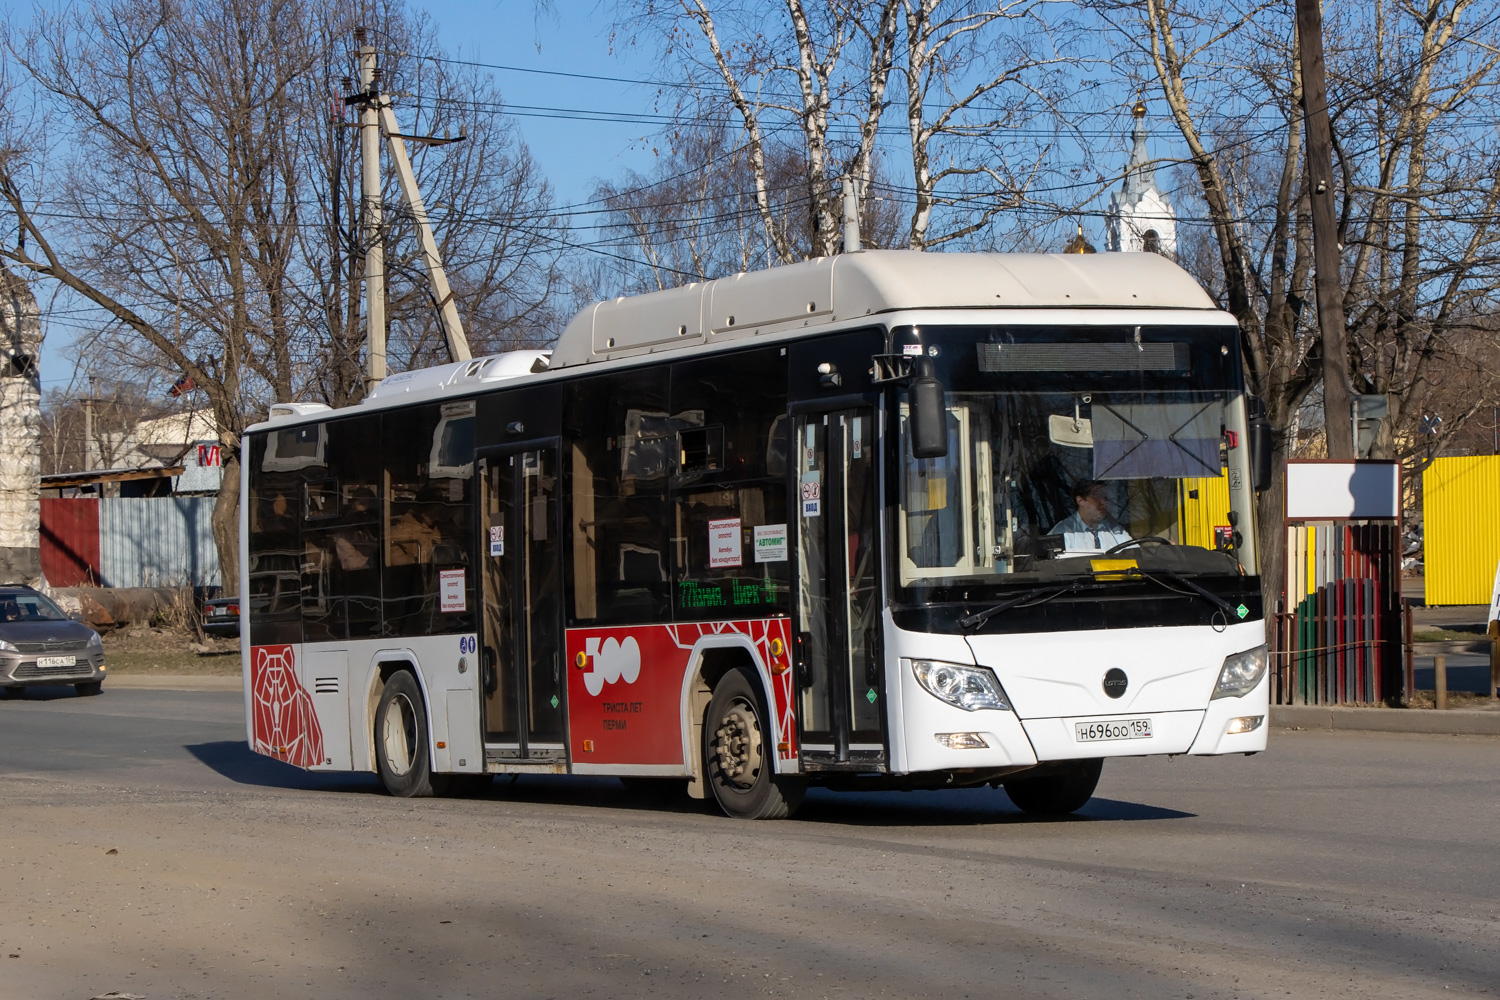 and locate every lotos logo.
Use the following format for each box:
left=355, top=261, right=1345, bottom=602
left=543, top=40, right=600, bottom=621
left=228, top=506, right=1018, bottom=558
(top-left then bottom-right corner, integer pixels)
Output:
left=581, top=636, right=641, bottom=696
left=1102, top=667, right=1129, bottom=699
